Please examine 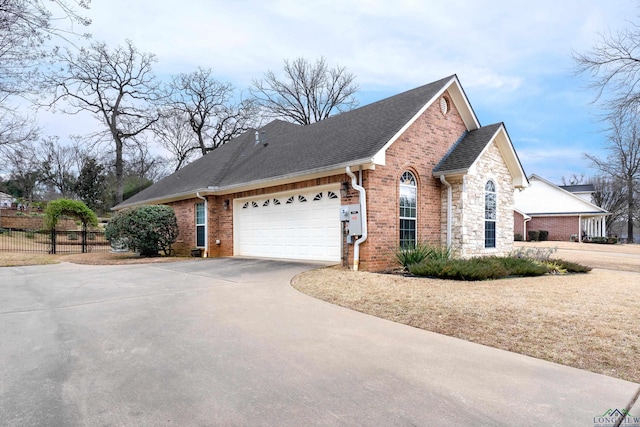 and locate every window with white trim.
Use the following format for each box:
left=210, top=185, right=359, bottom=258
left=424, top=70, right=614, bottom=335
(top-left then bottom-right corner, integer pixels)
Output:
left=484, top=180, right=496, bottom=248
left=399, top=171, right=417, bottom=249
left=195, top=202, right=206, bottom=248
